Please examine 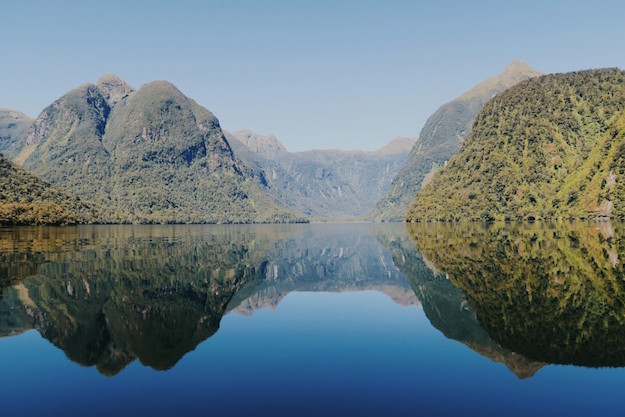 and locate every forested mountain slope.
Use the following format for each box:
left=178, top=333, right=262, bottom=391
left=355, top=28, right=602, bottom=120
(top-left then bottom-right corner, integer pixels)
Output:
left=407, top=68, right=625, bottom=221
left=371, top=61, right=543, bottom=221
